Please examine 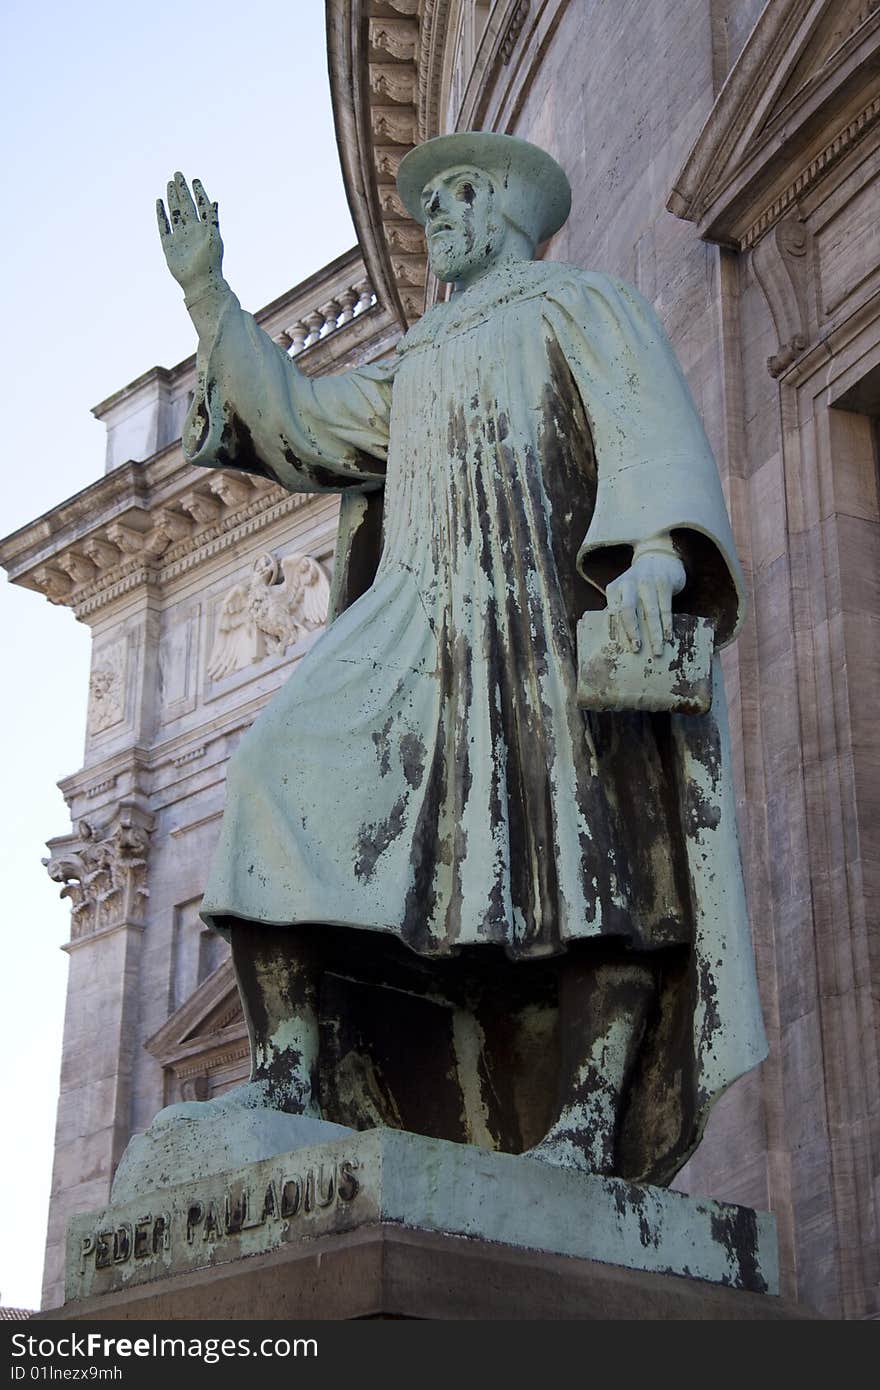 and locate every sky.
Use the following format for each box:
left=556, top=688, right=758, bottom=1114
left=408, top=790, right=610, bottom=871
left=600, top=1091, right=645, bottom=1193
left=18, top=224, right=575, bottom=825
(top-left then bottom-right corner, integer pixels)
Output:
left=0, top=0, right=355, bottom=1310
